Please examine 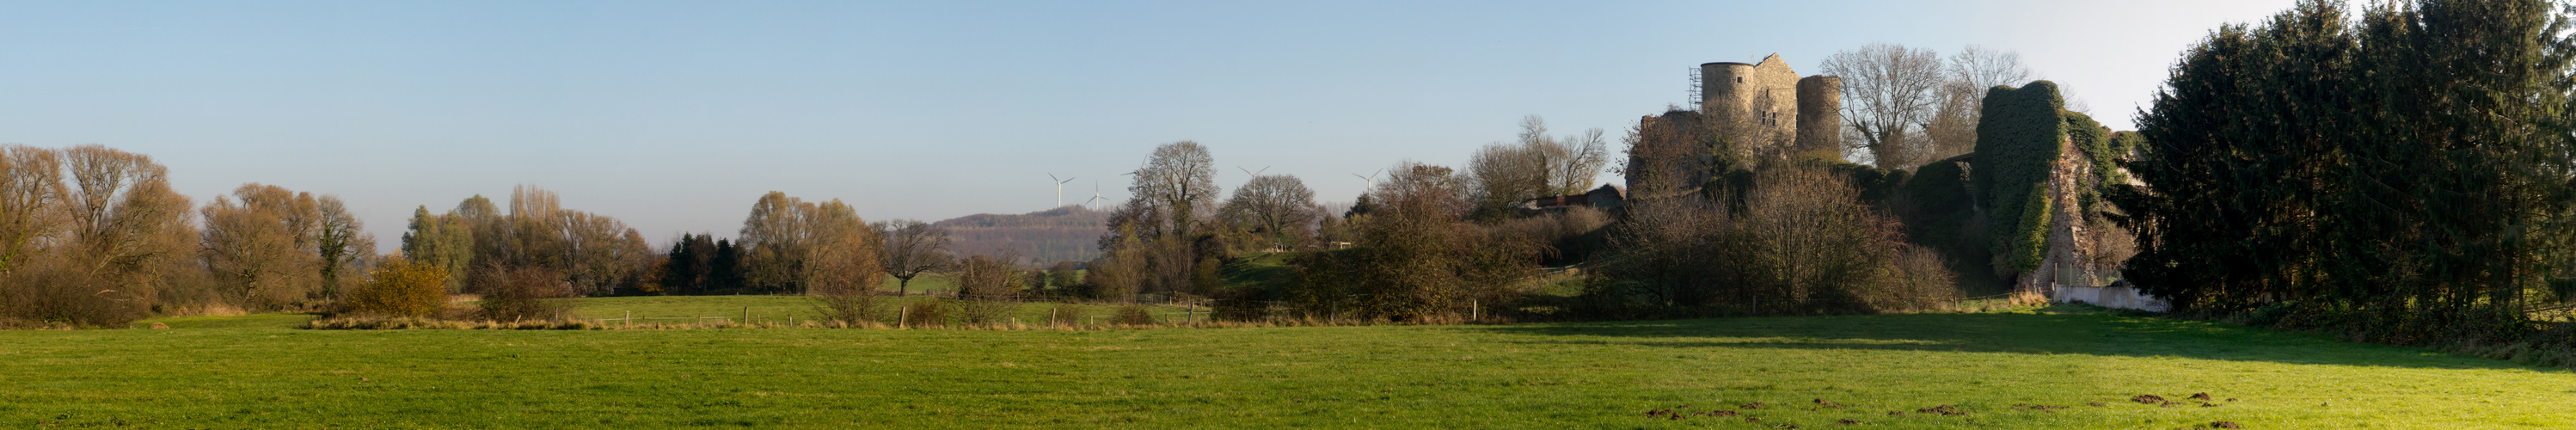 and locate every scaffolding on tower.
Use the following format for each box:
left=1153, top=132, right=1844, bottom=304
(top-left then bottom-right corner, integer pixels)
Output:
left=1687, top=66, right=1703, bottom=108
